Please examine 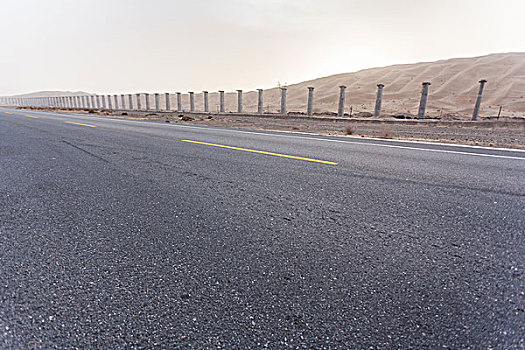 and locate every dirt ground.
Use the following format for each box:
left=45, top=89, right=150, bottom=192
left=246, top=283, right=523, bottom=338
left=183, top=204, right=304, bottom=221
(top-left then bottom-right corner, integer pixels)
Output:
left=15, top=107, right=525, bottom=149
